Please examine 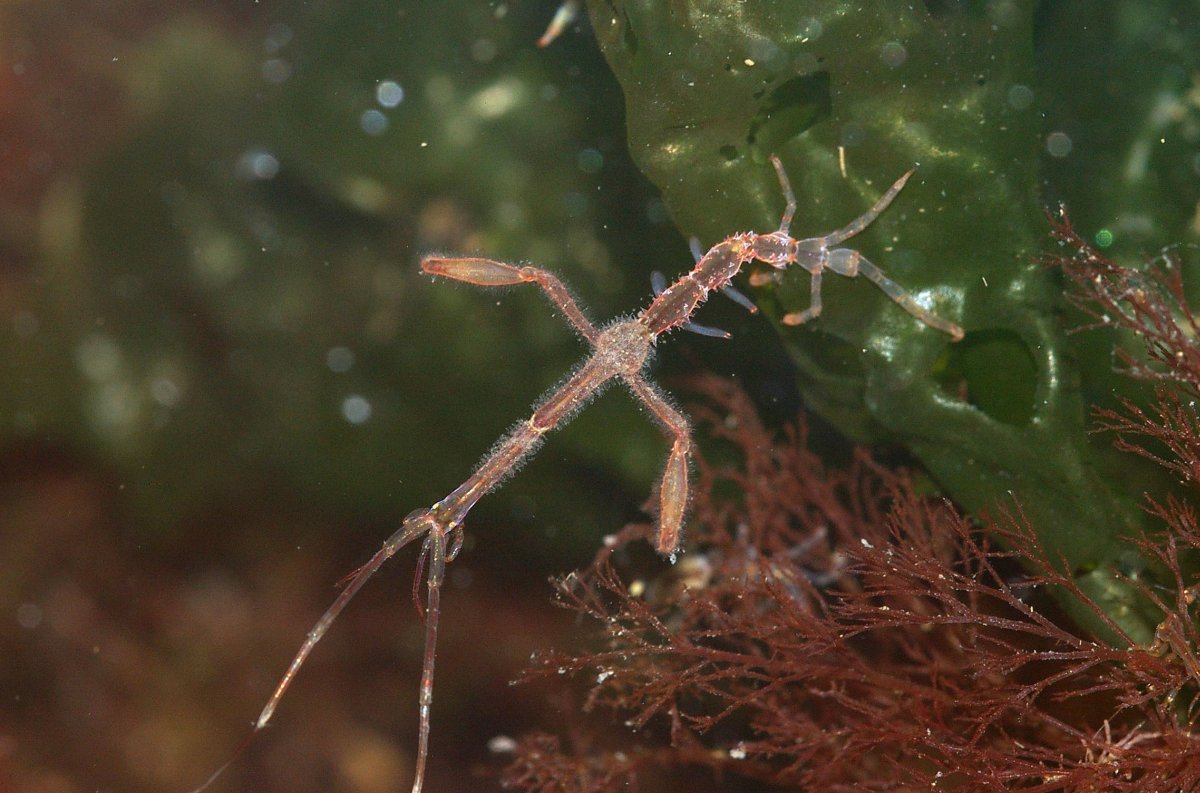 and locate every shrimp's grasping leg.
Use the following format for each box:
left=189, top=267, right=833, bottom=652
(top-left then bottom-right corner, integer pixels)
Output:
left=623, top=374, right=691, bottom=555
left=422, top=256, right=598, bottom=342
left=820, top=249, right=965, bottom=340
